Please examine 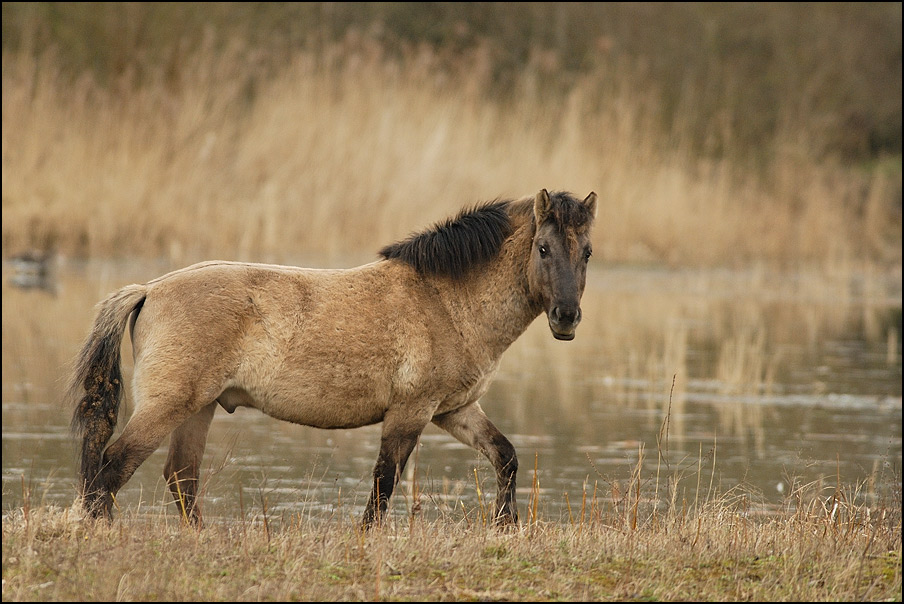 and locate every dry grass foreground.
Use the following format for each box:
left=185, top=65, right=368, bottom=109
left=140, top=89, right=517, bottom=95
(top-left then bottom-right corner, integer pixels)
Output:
left=3, top=482, right=901, bottom=602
